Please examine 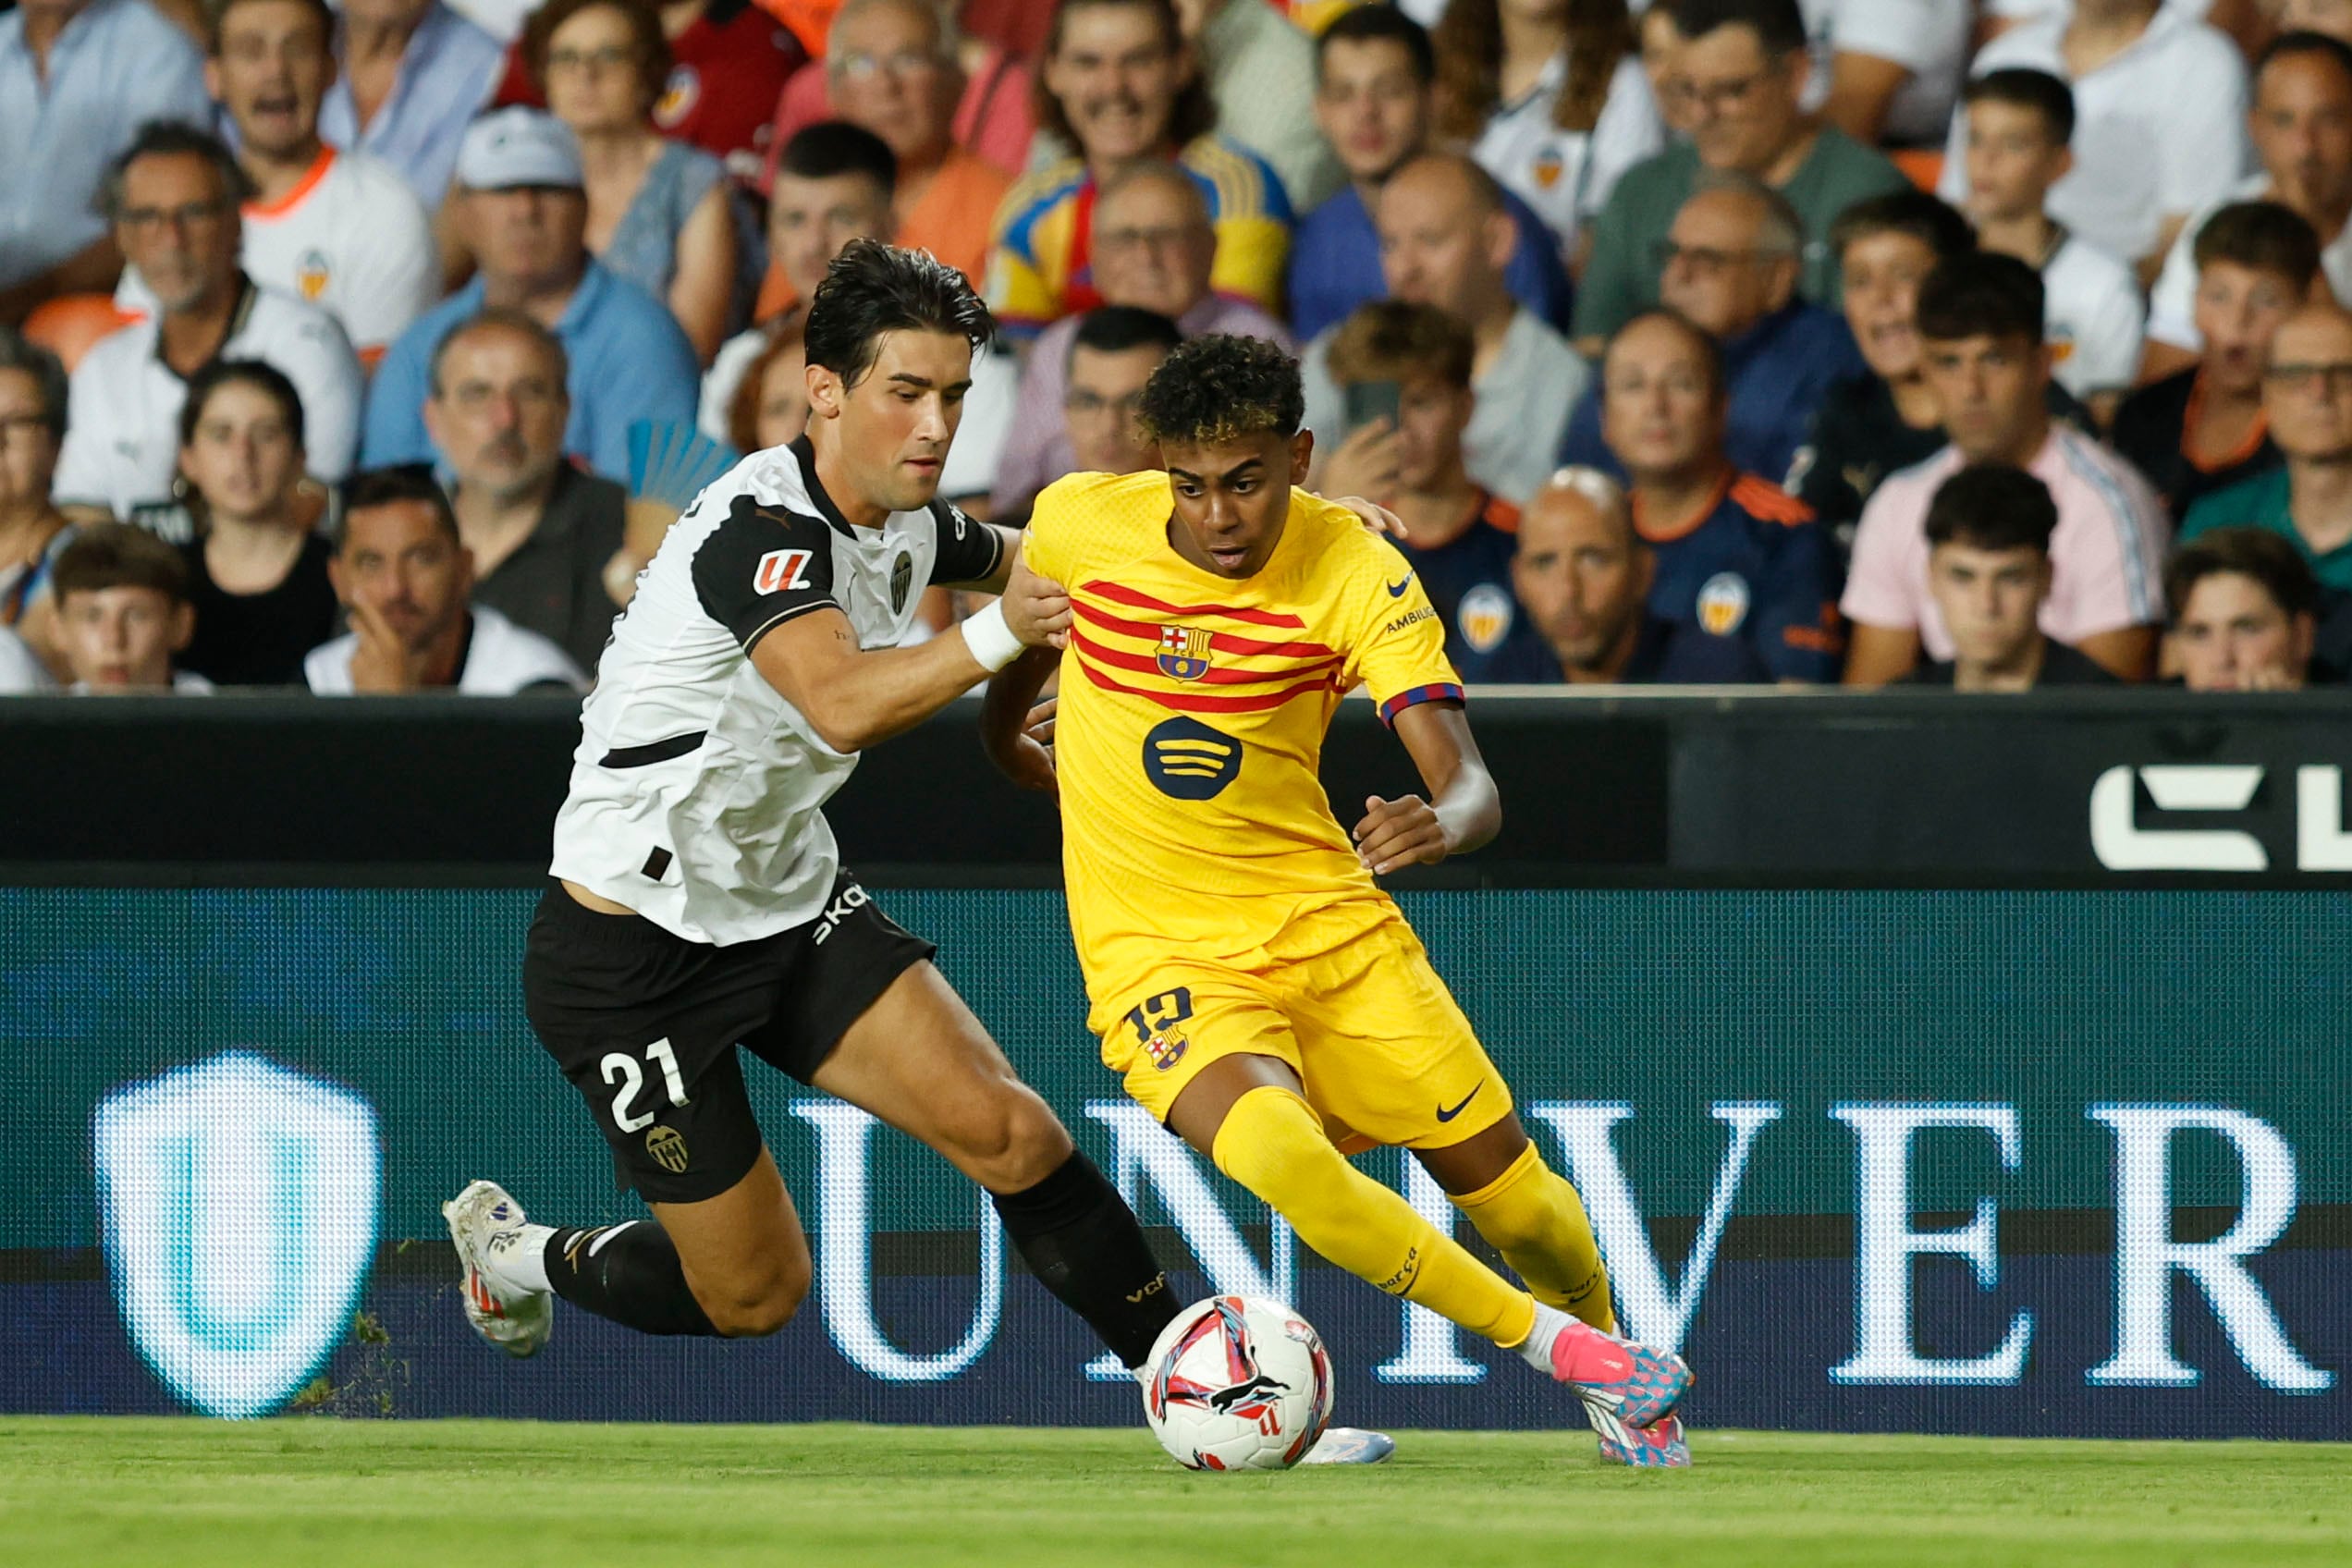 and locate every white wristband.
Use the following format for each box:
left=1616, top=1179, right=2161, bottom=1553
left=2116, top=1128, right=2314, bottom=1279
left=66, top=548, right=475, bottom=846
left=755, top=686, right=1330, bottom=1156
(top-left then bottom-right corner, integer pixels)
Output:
left=960, top=597, right=1026, bottom=673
